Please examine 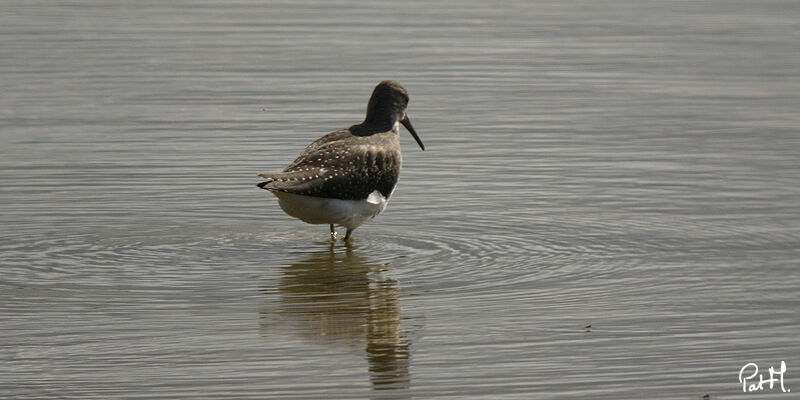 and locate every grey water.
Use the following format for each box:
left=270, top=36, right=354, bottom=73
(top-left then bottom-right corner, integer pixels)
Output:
left=2, top=1, right=799, bottom=399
